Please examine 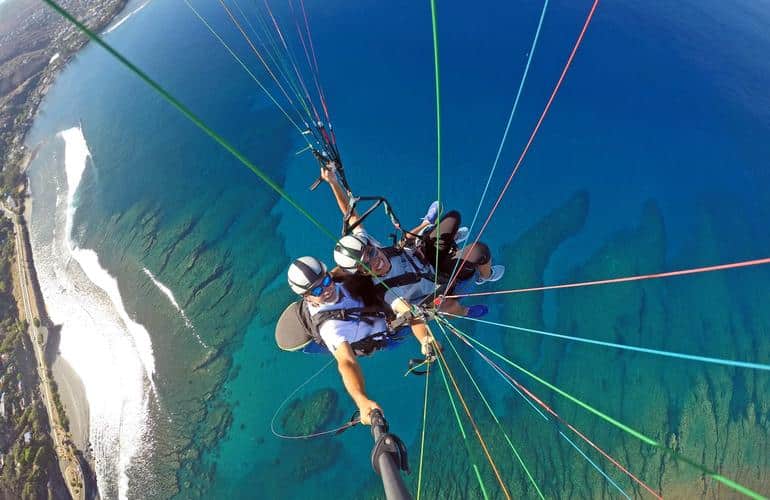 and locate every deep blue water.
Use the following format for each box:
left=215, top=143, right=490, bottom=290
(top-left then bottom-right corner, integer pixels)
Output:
left=24, top=0, right=770, bottom=498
